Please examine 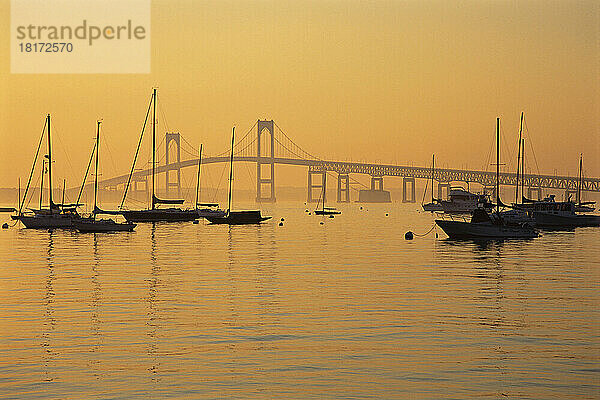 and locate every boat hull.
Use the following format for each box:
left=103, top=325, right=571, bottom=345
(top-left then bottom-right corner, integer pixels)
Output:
left=13, top=214, right=76, bottom=229
left=197, top=208, right=227, bottom=218
left=122, top=209, right=198, bottom=222
left=435, top=219, right=538, bottom=239
left=435, top=201, right=493, bottom=214
left=422, top=202, right=442, bottom=212
left=205, top=211, right=271, bottom=225
left=314, top=210, right=341, bottom=215
left=532, top=212, right=600, bottom=228
left=74, top=219, right=136, bottom=233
